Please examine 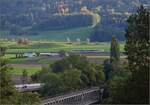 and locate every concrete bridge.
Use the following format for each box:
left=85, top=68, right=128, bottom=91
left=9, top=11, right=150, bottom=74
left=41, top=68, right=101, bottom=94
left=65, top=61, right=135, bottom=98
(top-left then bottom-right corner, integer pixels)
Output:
left=42, top=87, right=104, bottom=105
